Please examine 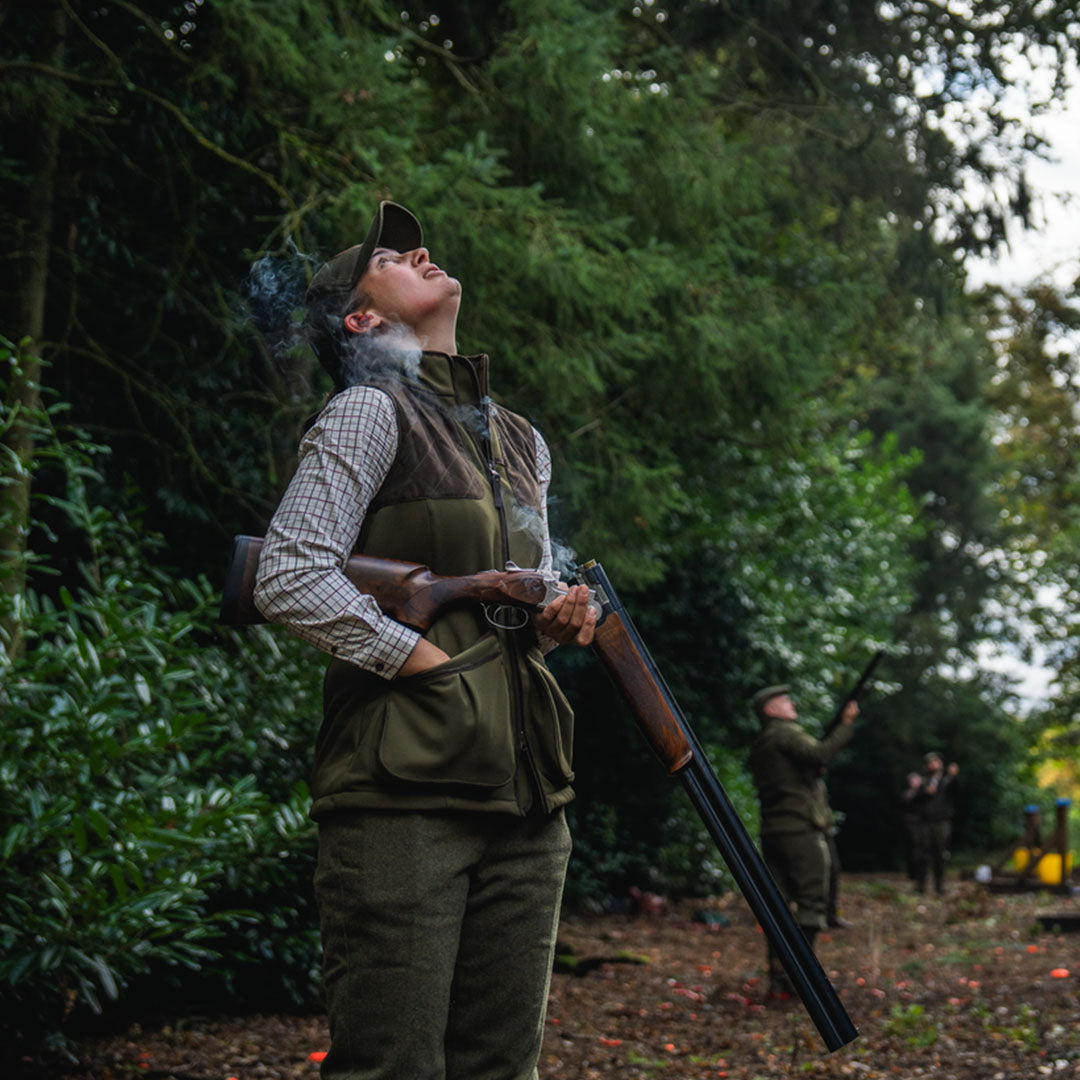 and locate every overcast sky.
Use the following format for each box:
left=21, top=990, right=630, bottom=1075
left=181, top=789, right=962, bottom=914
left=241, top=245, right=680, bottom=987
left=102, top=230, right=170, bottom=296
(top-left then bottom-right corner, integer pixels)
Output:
left=967, top=60, right=1080, bottom=292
